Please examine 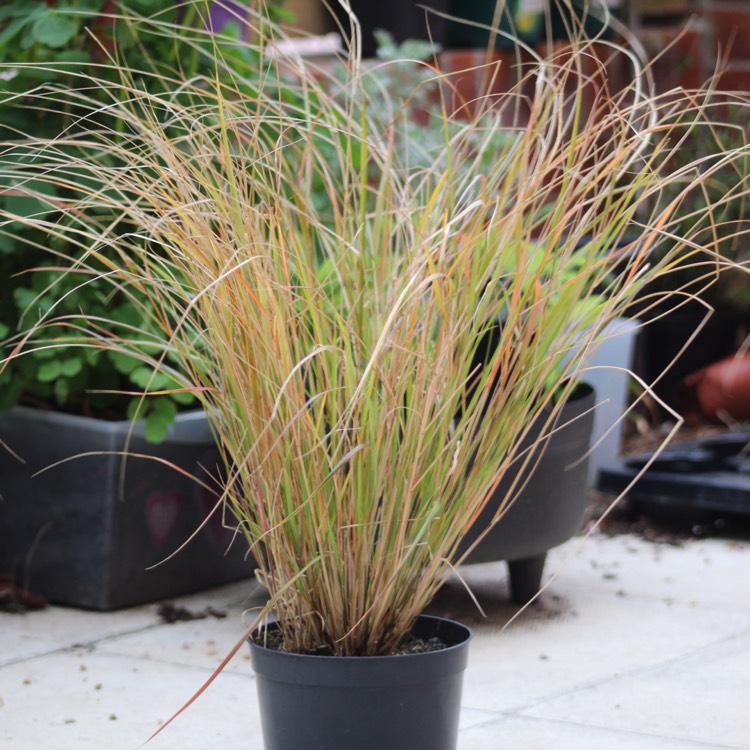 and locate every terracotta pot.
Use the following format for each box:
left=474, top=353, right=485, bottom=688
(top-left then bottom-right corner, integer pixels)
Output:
left=682, top=352, right=750, bottom=422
